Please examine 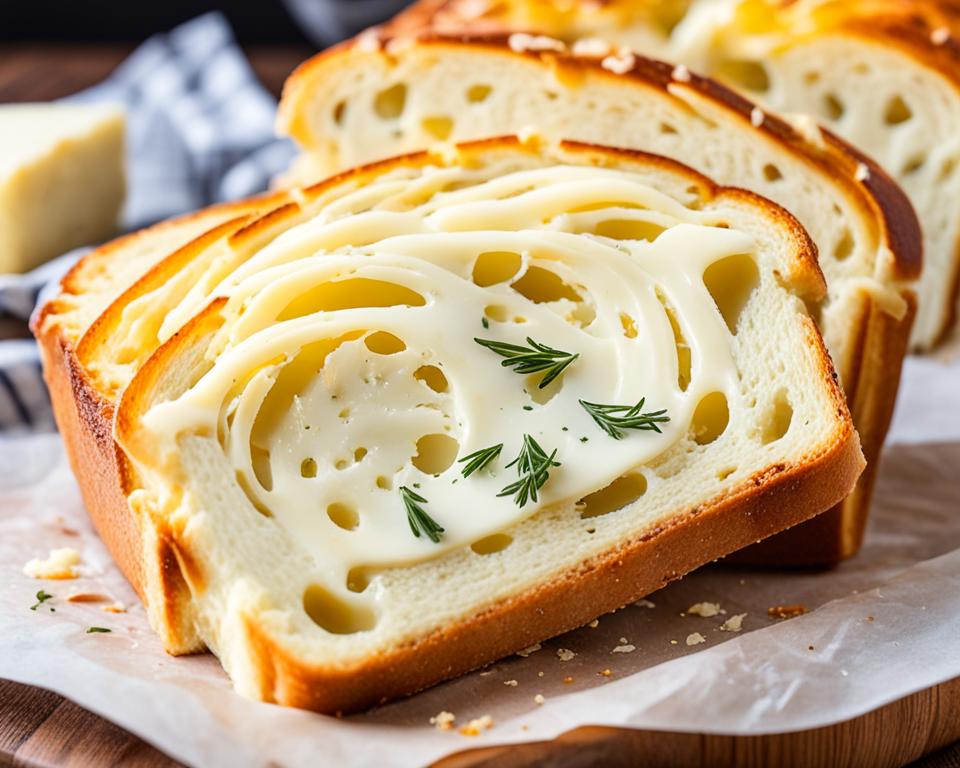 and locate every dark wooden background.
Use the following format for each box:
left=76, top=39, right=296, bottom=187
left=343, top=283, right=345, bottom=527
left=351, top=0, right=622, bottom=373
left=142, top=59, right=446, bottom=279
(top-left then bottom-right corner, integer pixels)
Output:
left=2, top=34, right=960, bottom=768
